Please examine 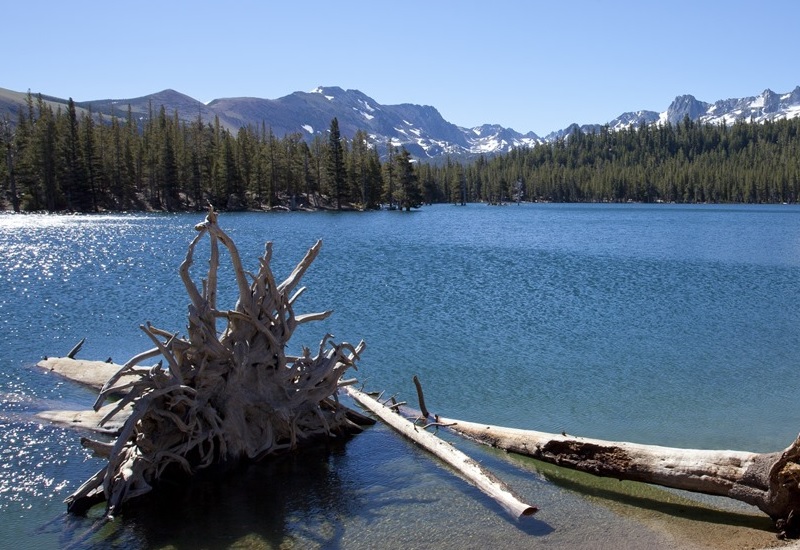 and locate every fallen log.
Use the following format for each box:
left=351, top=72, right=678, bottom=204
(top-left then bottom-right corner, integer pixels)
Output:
left=344, top=386, right=537, bottom=520
left=439, top=416, right=800, bottom=539
left=56, top=207, right=369, bottom=518
left=37, top=401, right=131, bottom=434
left=38, top=356, right=139, bottom=392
